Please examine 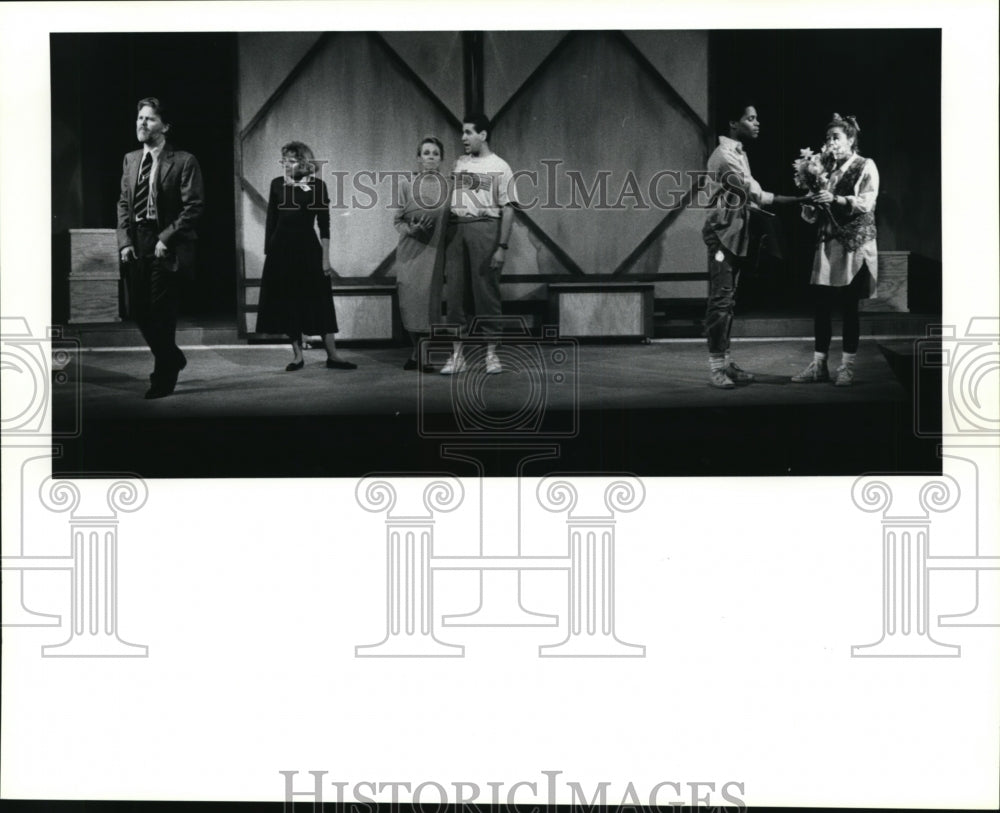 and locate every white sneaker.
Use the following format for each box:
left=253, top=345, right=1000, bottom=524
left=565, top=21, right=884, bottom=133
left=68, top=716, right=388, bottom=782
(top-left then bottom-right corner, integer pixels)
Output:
left=485, top=352, right=502, bottom=374
left=440, top=354, right=466, bottom=375
left=791, top=359, right=830, bottom=383
left=709, top=369, right=735, bottom=389
left=834, top=365, right=855, bottom=386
